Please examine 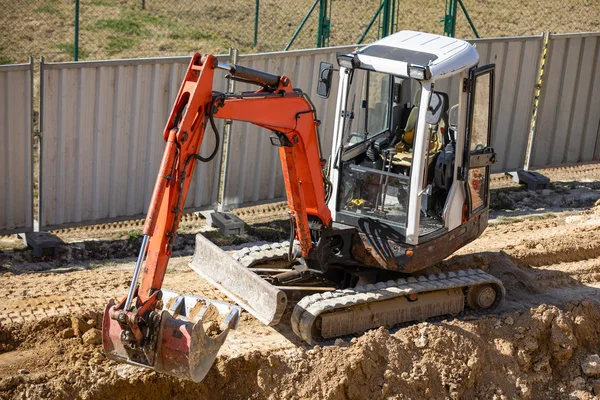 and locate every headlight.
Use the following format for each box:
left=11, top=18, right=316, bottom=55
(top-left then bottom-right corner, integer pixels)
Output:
left=408, top=64, right=431, bottom=80
left=337, top=54, right=360, bottom=70
left=338, top=55, right=353, bottom=69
